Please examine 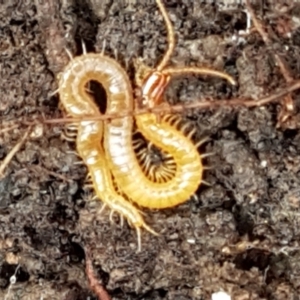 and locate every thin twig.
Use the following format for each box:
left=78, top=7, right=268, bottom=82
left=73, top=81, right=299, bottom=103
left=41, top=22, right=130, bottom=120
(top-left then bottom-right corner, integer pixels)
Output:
left=245, top=0, right=293, bottom=83
left=1, top=80, right=300, bottom=131
left=245, top=0, right=296, bottom=124
left=85, top=248, right=111, bottom=300
left=38, top=79, right=300, bottom=124
left=0, top=124, right=20, bottom=134
left=27, top=165, right=73, bottom=183
left=0, top=127, right=32, bottom=179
